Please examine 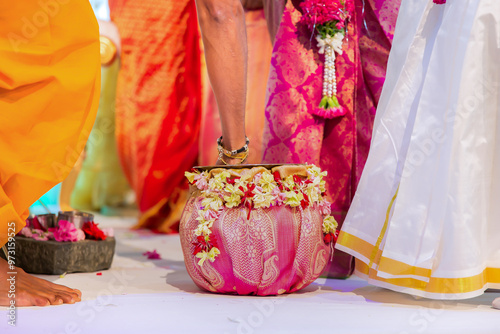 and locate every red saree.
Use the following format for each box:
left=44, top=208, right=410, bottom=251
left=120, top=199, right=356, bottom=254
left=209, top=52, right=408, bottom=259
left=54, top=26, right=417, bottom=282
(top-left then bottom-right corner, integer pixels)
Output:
left=109, top=0, right=202, bottom=232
